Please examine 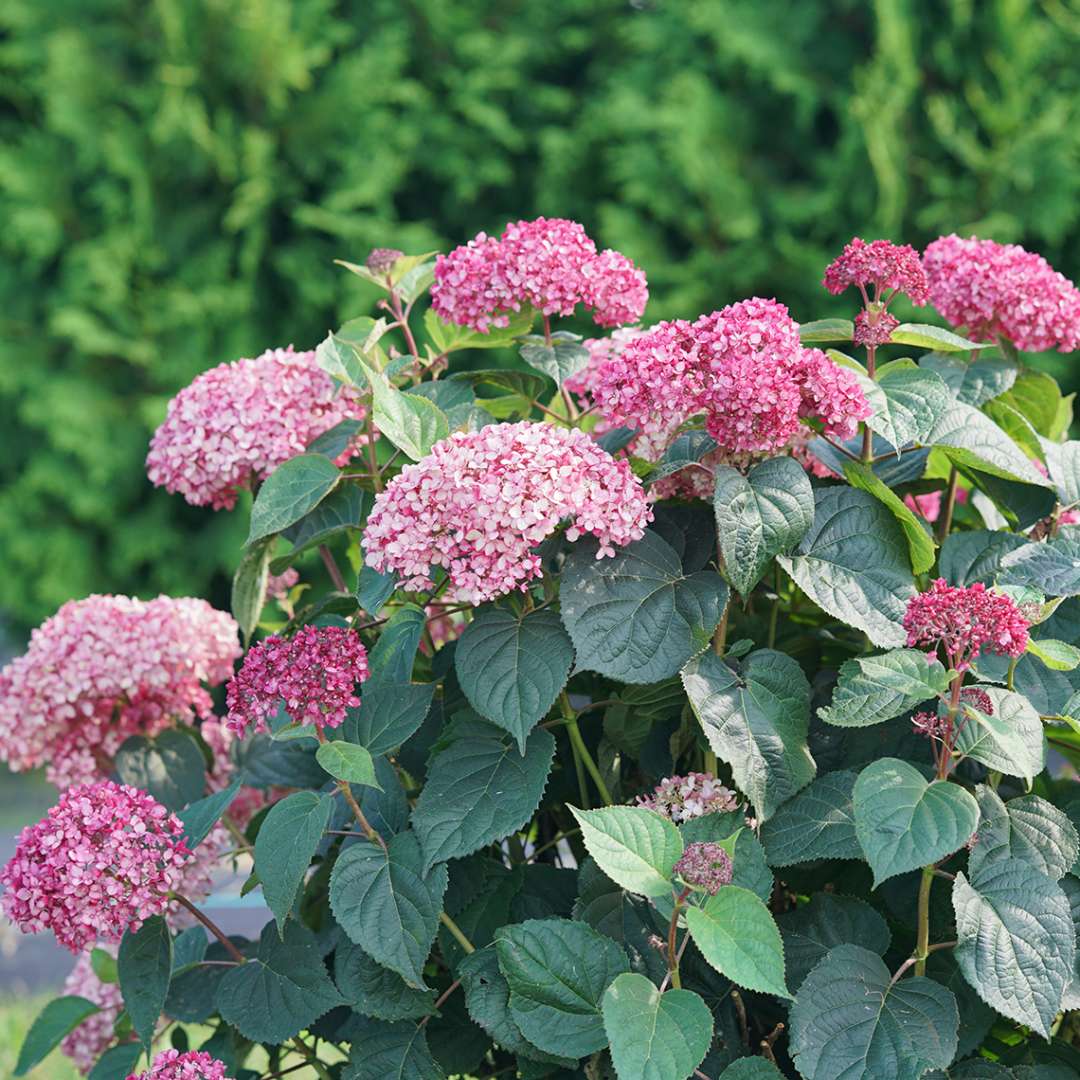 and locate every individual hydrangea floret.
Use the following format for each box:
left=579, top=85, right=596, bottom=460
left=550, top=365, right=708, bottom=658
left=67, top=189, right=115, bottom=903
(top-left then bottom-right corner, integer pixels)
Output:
left=430, top=218, right=647, bottom=332
left=363, top=421, right=652, bottom=604
left=61, top=948, right=130, bottom=1074
left=924, top=234, right=1080, bottom=352
left=637, top=773, right=742, bottom=822
left=823, top=237, right=929, bottom=305
left=853, top=308, right=899, bottom=347
left=146, top=346, right=367, bottom=510
left=0, top=781, right=193, bottom=954
left=911, top=710, right=949, bottom=740
left=903, top=578, right=1029, bottom=669
left=961, top=687, right=995, bottom=716
left=366, top=247, right=404, bottom=273
left=0, top=595, right=240, bottom=789
left=673, top=842, right=734, bottom=894
left=126, top=1049, right=231, bottom=1080
left=225, top=625, right=369, bottom=738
